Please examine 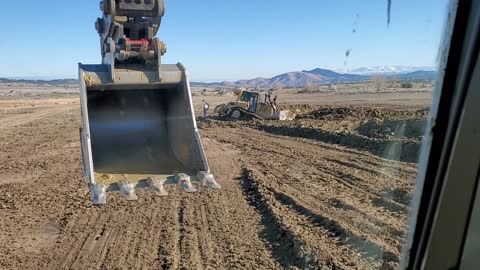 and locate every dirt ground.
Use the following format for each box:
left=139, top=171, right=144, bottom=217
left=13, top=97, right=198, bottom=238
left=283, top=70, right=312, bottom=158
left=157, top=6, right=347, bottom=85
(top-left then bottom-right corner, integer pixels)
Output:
left=0, top=87, right=431, bottom=270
